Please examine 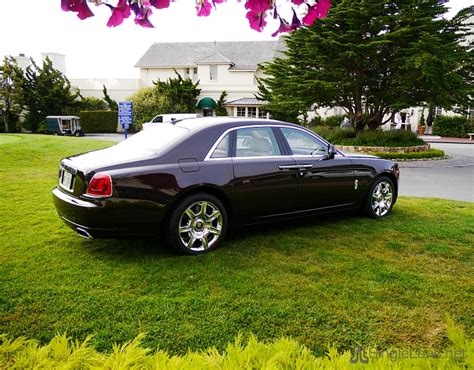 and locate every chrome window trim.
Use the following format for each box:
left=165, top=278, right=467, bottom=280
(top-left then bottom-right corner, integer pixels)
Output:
left=232, top=155, right=294, bottom=161
left=204, top=124, right=335, bottom=161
